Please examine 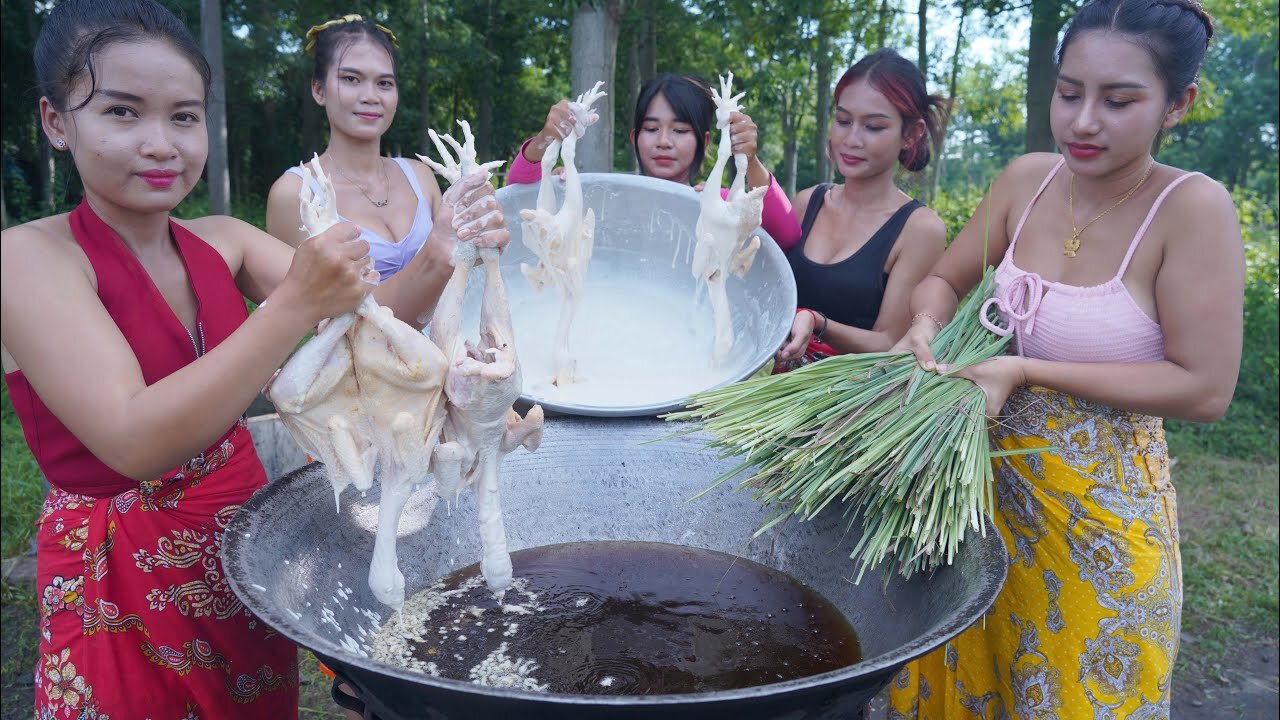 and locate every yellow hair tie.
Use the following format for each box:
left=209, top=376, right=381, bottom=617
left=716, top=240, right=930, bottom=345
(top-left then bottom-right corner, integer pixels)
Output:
left=304, top=14, right=400, bottom=55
